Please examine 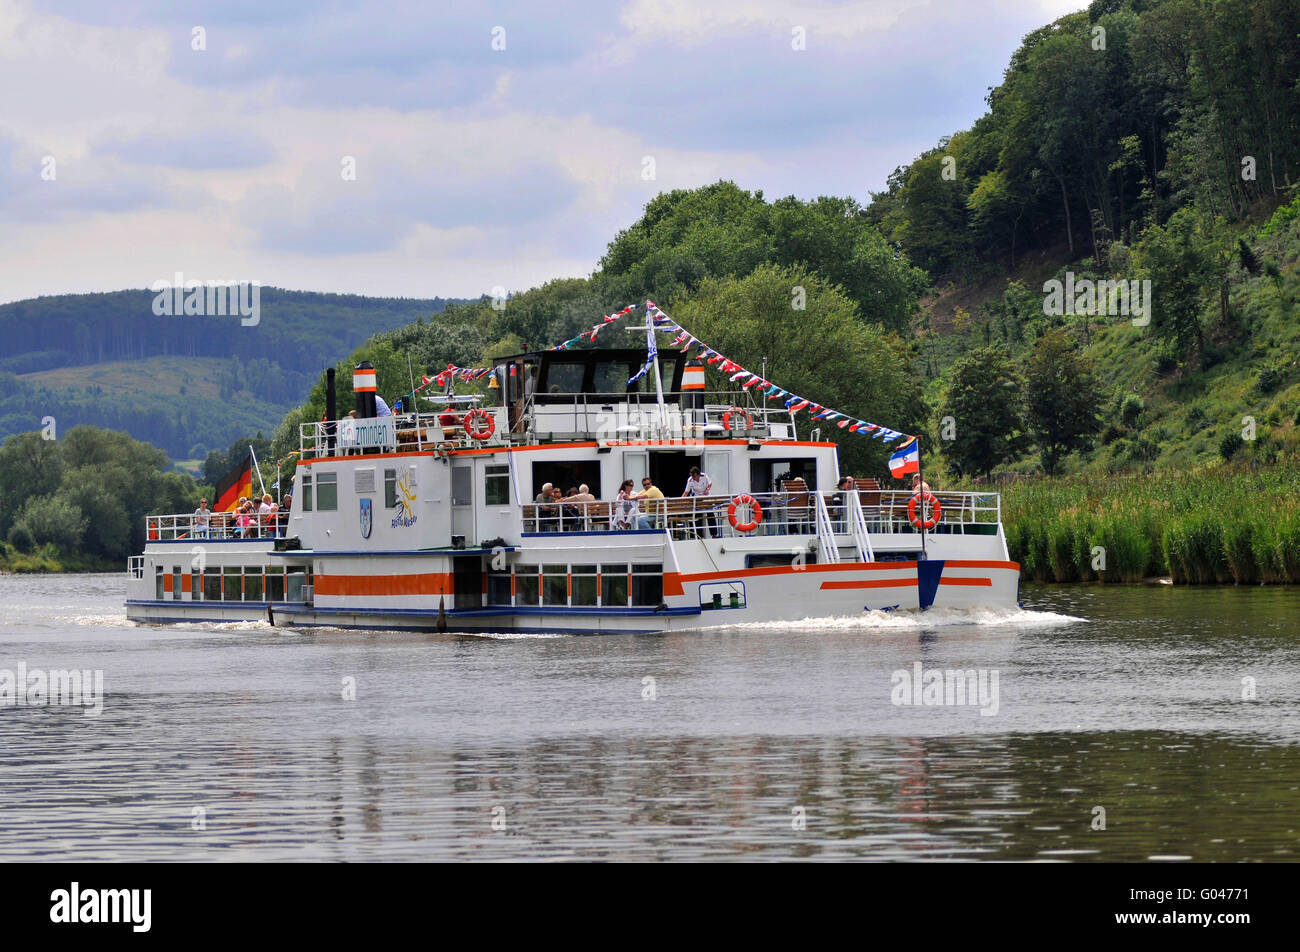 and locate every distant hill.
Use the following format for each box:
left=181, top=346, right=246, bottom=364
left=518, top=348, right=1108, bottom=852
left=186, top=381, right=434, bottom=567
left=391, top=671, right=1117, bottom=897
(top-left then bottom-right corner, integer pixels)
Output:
left=0, top=288, right=461, bottom=458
